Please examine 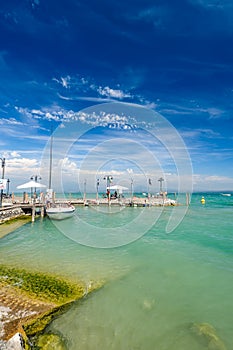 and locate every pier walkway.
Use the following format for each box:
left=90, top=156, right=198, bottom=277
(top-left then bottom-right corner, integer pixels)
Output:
left=0, top=195, right=179, bottom=223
